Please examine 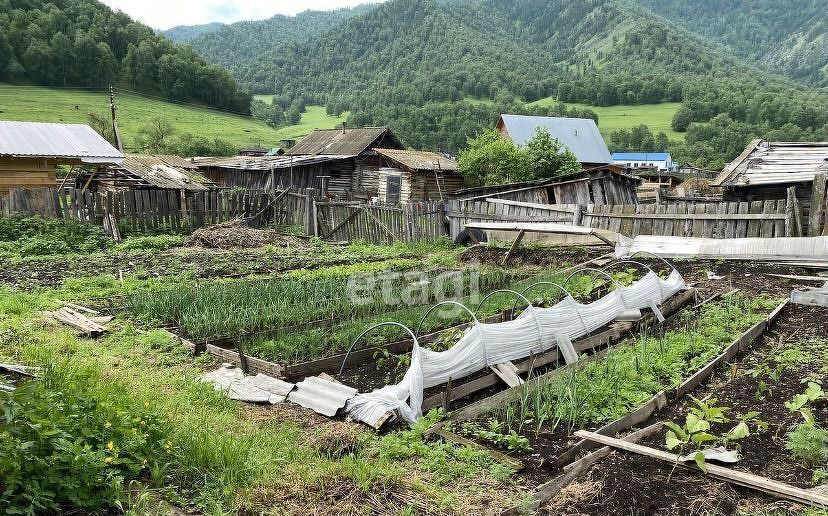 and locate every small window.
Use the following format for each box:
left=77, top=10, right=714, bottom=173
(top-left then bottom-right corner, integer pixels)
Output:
left=386, top=174, right=401, bottom=204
